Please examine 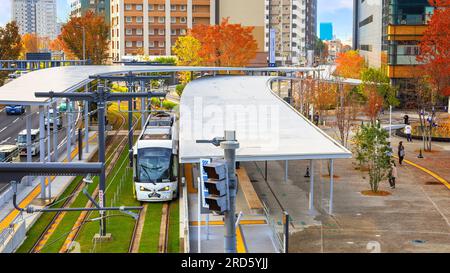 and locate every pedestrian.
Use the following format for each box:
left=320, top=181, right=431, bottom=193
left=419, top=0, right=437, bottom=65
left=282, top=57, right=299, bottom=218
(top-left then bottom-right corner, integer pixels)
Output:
left=403, top=114, right=409, bottom=125
left=398, top=141, right=405, bottom=165
left=404, top=123, right=412, bottom=142
left=388, top=161, right=397, bottom=189
left=313, top=112, right=320, bottom=126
